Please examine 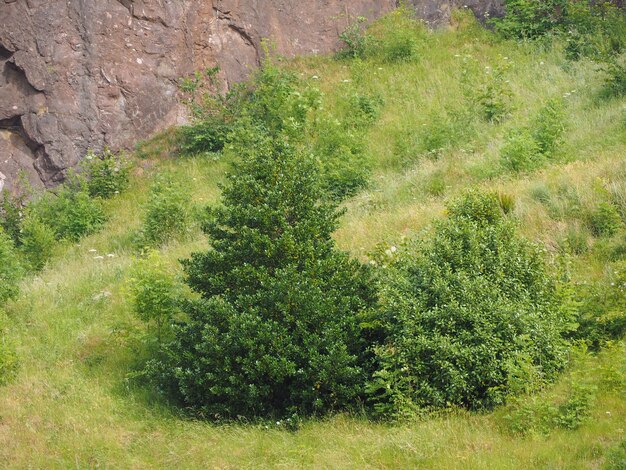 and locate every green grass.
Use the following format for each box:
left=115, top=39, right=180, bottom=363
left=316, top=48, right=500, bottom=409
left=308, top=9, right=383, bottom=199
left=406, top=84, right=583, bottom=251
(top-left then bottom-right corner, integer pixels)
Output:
left=1, top=10, right=625, bottom=468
